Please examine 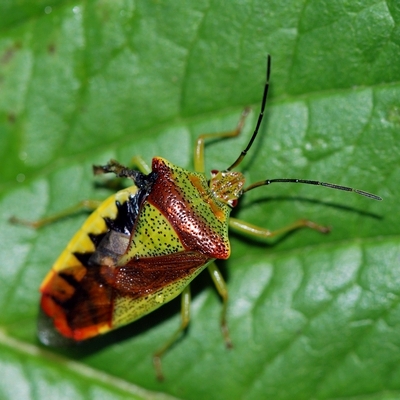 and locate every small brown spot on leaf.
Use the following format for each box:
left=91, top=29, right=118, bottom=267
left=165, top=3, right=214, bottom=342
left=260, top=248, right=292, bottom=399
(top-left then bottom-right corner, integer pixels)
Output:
left=1, top=48, right=15, bottom=64
left=0, top=42, right=21, bottom=64
left=7, top=113, right=16, bottom=123
left=48, top=43, right=56, bottom=54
